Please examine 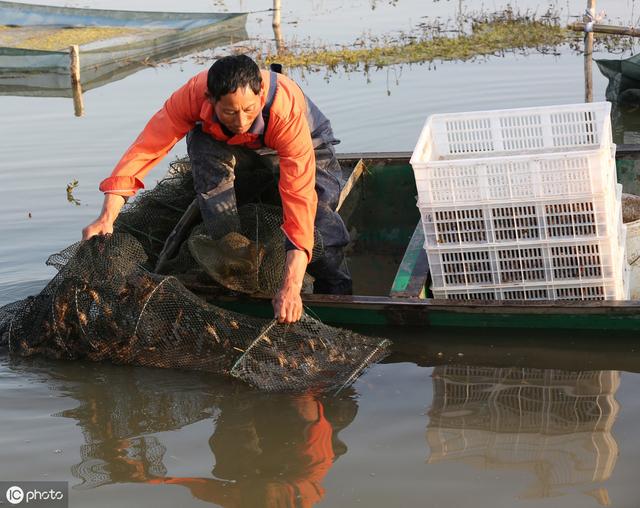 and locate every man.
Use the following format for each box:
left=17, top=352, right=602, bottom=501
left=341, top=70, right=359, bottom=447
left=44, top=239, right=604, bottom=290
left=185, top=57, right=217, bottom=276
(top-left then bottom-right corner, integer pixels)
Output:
left=82, top=55, right=351, bottom=324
